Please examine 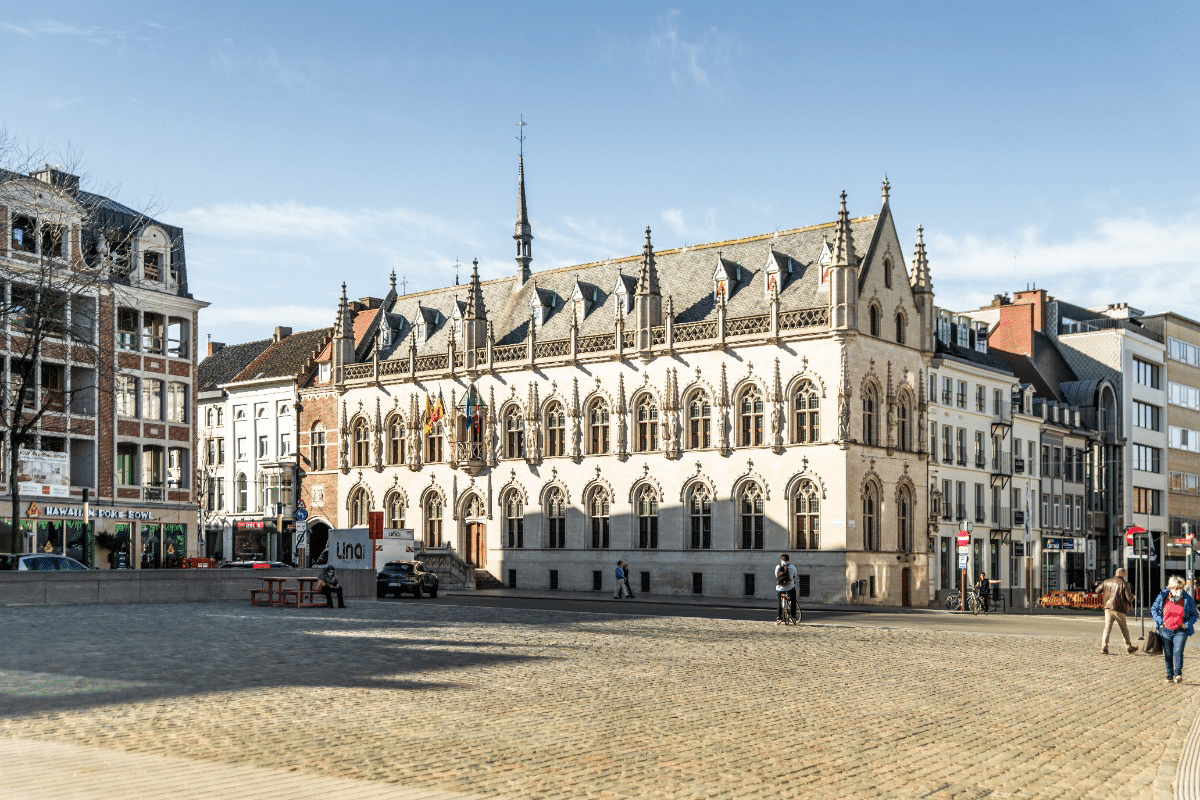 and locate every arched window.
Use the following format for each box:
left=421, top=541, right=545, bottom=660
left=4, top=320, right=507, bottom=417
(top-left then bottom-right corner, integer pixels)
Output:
left=895, top=312, right=906, bottom=344
left=545, top=487, right=566, bottom=549
left=206, top=408, right=215, bottom=426
left=688, top=484, right=712, bottom=549
left=869, top=304, right=881, bottom=337
left=236, top=473, right=248, bottom=512
left=686, top=390, right=711, bottom=449
left=897, top=485, right=913, bottom=553
left=863, top=384, right=880, bottom=446
left=791, top=381, right=819, bottom=444
left=504, top=406, right=524, bottom=459
left=504, top=491, right=524, bottom=548
left=635, top=394, right=658, bottom=452
left=587, top=398, right=610, bottom=454
left=545, top=402, right=566, bottom=457
left=424, top=494, right=444, bottom=547
left=352, top=418, right=370, bottom=466
left=863, top=482, right=880, bottom=551
left=739, top=384, right=765, bottom=446
left=386, top=492, right=405, bottom=529
left=386, top=416, right=405, bottom=465
left=793, top=480, right=820, bottom=550
left=425, top=420, right=443, bottom=463
left=739, top=482, right=765, bottom=550
left=884, top=257, right=893, bottom=289
left=635, top=485, right=658, bottom=549
left=588, top=487, right=610, bottom=549
left=349, top=487, right=369, bottom=527
left=309, top=424, right=326, bottom=471
left=896, top=394, right=912, bottom=451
